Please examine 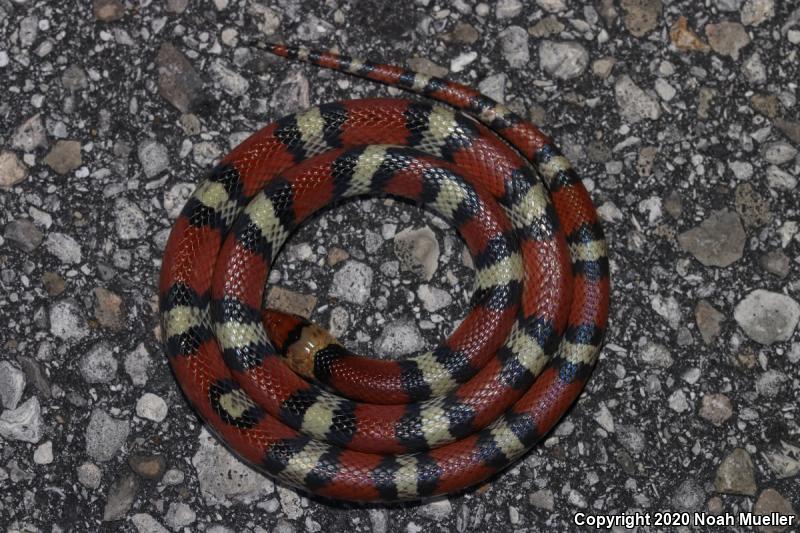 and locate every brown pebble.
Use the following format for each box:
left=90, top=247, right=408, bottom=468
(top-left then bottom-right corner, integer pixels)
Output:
left=92, top=0, right=125, bottom=22
left=326, top=247, right=350, bottom=267
left=94, top=287, right=126, bottom=330
left=42, top=272, right=66, bottom=295
left=128, top=454, right=166, bottom=480
left=266, top=286, right=317, bottom=319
